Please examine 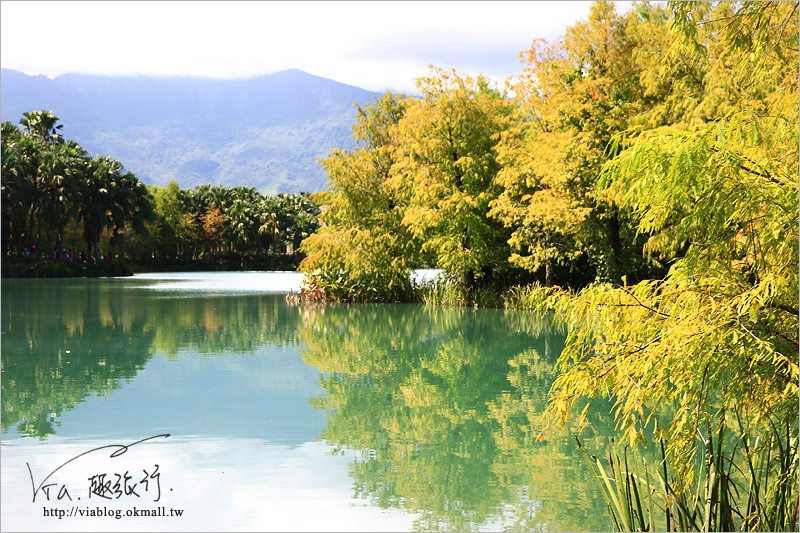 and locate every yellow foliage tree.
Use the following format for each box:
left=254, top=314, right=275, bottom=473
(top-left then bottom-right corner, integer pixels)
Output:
left=530, top=1, right=798, bottom=501
left=299, top=92, right=418, bottom=301
left=389, top=67, right=512, bottom=287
